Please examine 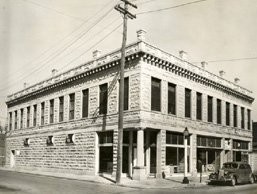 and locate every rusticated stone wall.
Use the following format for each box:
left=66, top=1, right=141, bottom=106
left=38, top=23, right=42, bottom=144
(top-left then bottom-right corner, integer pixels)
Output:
left=0, top=134, right=5, bottom=166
